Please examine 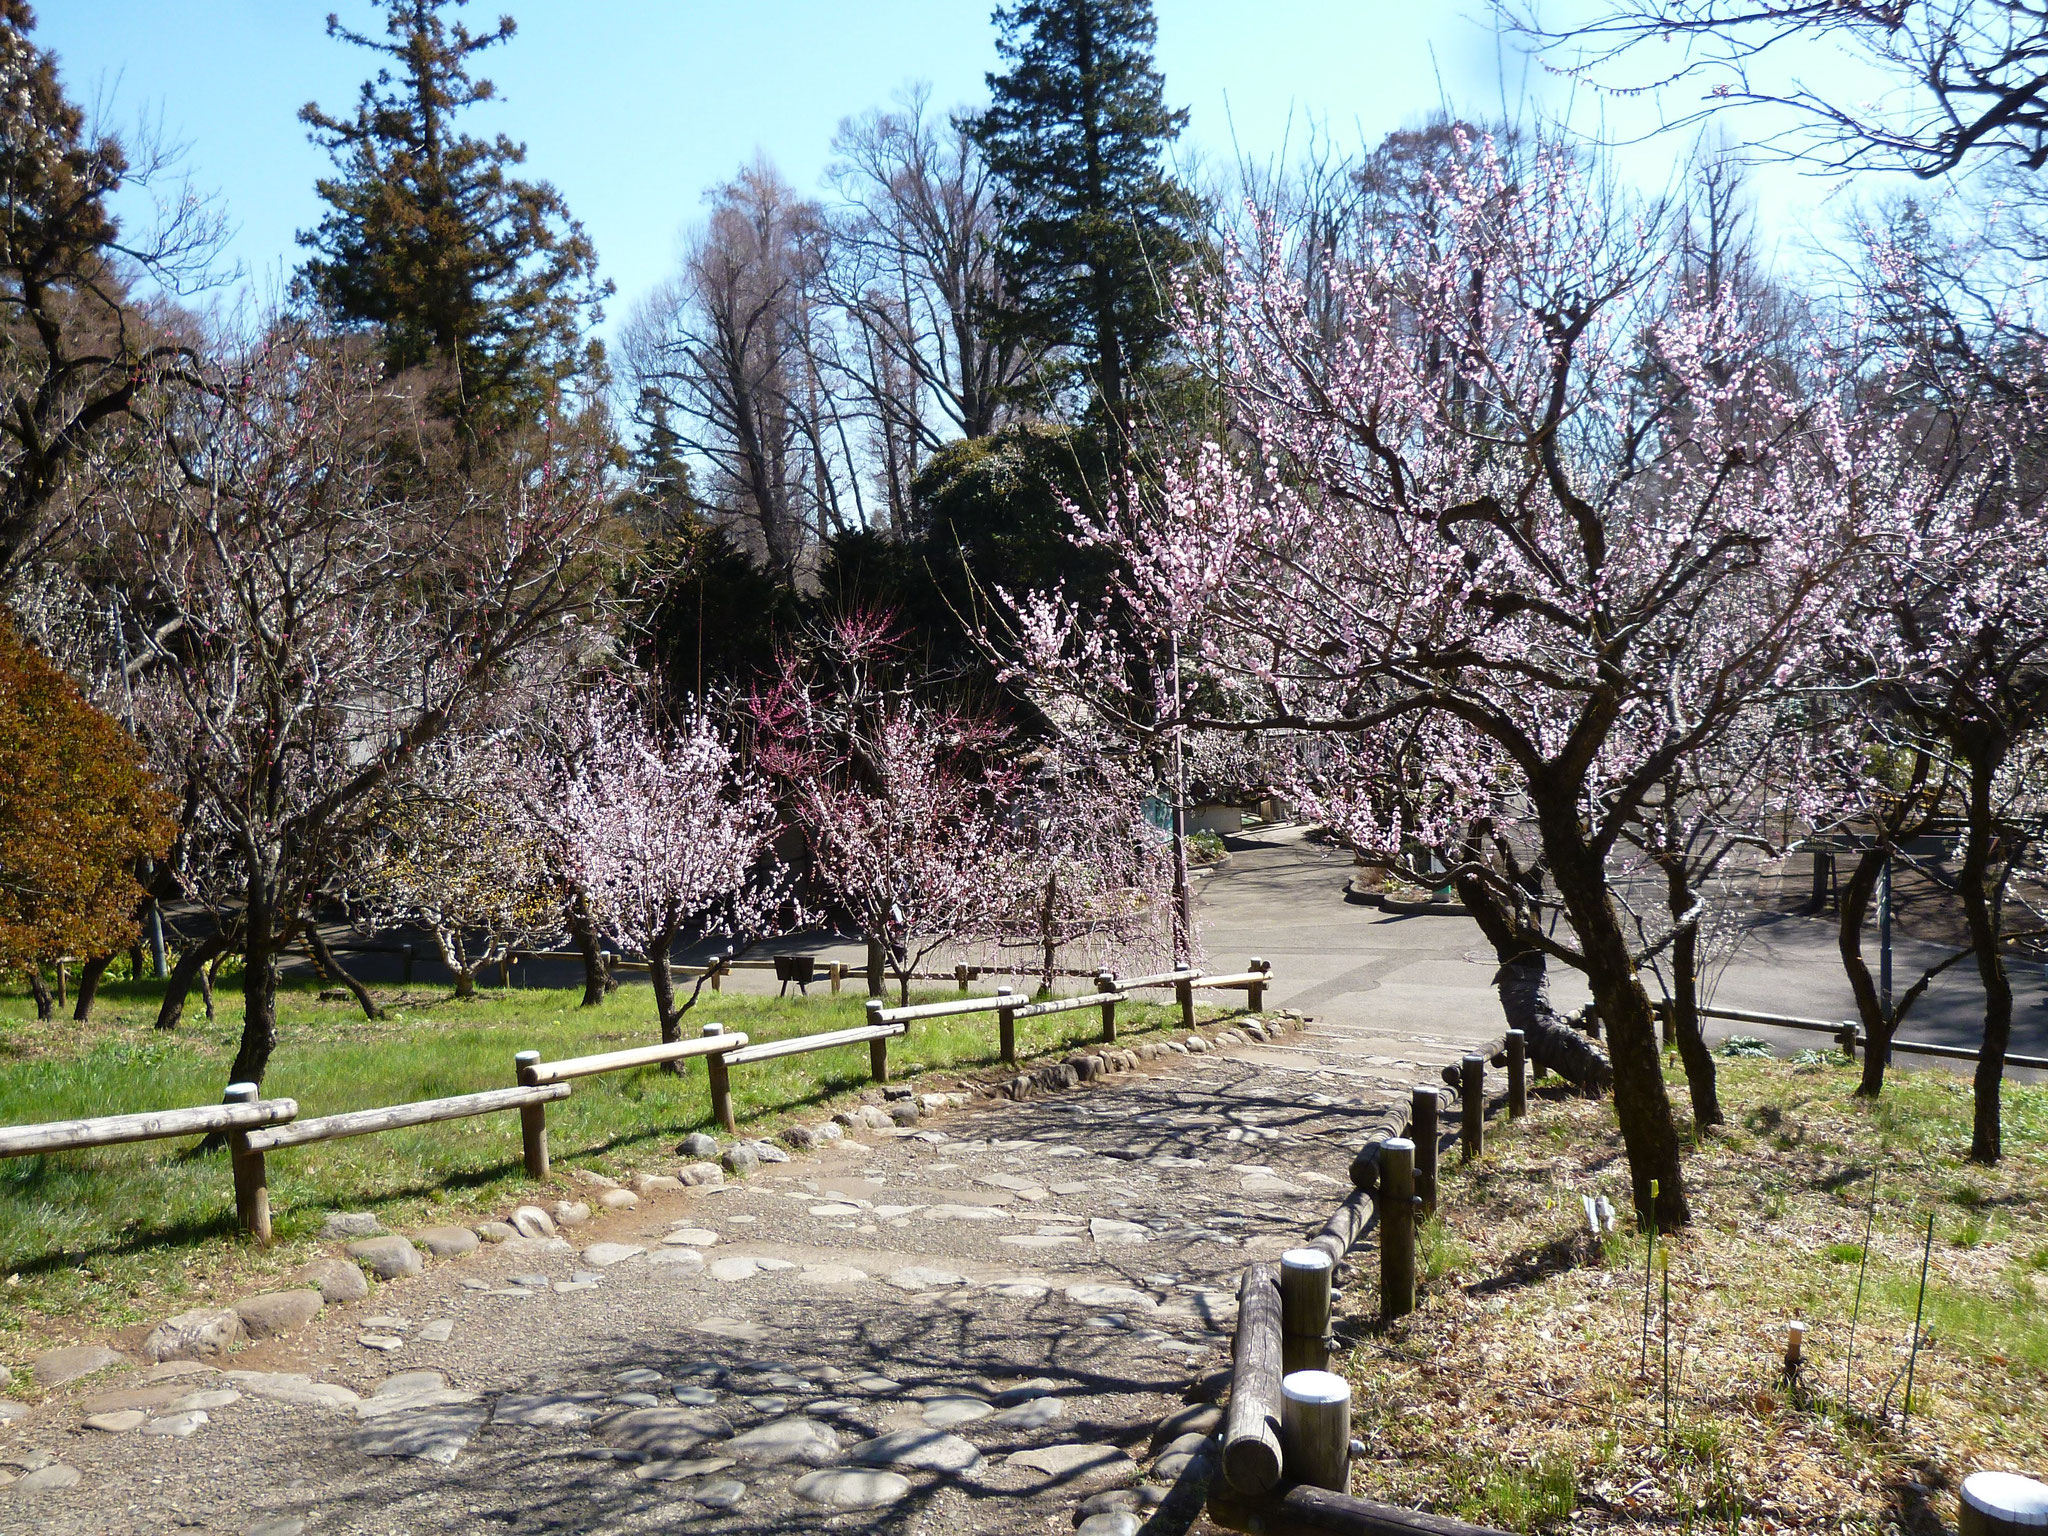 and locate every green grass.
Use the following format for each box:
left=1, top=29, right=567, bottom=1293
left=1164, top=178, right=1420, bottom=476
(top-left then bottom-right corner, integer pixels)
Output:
left=0, top=975, right=1215, bottom=1350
